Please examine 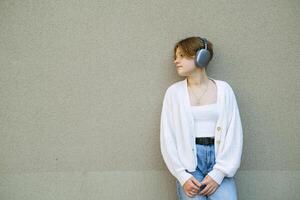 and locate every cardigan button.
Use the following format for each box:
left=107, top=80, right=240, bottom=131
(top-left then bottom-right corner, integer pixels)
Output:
left=216, top=140, right=220, bottom=144
left=217, top=126, right=221, bottom=131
